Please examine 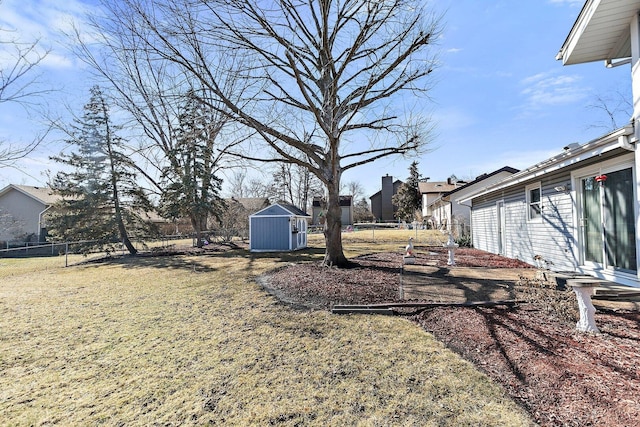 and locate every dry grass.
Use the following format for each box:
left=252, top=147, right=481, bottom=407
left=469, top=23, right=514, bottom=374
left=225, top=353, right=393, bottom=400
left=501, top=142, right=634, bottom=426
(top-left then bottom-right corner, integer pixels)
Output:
left=309, top=228, right=449, bottom=258
left=0, top=235, right=532, bottom=426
